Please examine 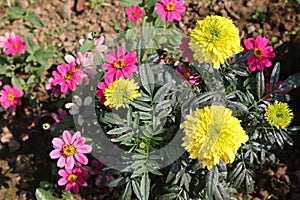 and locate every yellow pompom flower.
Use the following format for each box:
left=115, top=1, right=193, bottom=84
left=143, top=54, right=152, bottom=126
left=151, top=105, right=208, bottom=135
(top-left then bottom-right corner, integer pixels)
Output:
left=264, top=100, right=293, bottom=129
left=180, top=105, right=248, bottom=170
left=103, top=78, right=141, bottom=109
left=189, top=15, right=243, bottom=69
